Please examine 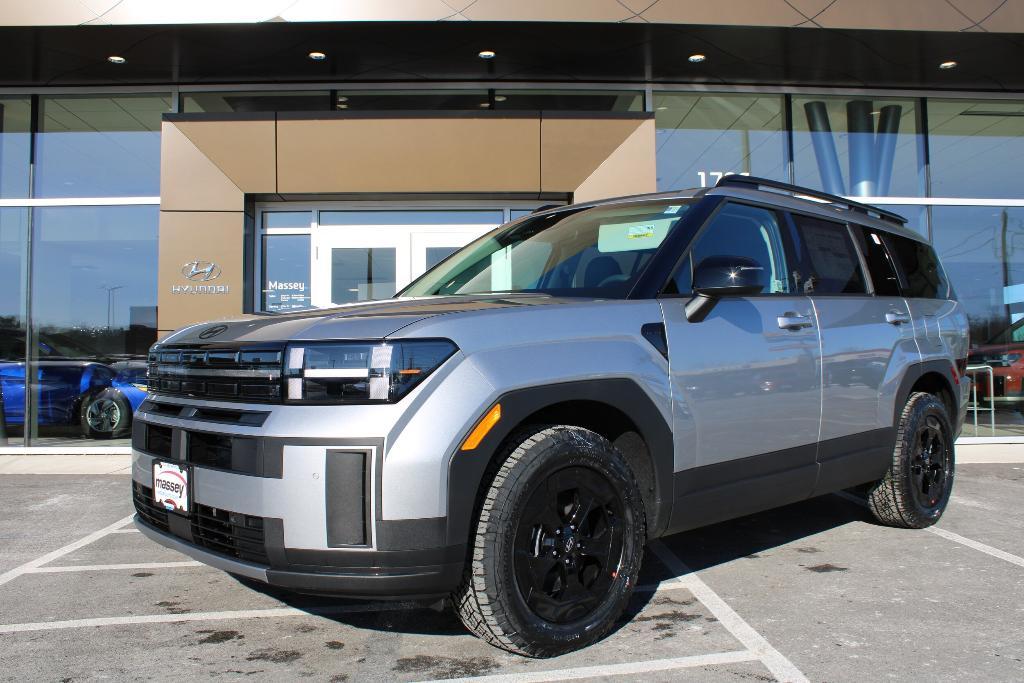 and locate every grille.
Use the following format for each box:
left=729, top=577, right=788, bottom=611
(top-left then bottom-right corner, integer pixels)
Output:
left=191, top=504, right=269, bottom=564
left=133, top=482, right=269, bottom=565
left=148, top=345, right=284, bottom=403
left=133, top=481, right=170, bottom=531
